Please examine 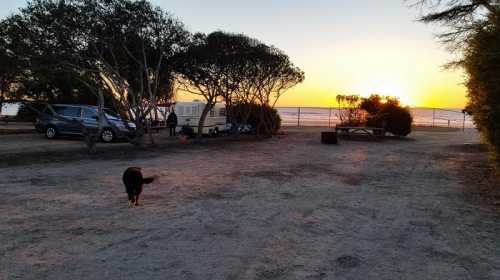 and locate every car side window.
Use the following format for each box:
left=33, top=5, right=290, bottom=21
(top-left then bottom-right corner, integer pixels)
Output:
left=82, top=108, right=97, bottom=119
left=52, top=106, right=65, bottom=116
left=54, top=106, right=81, bottom=118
